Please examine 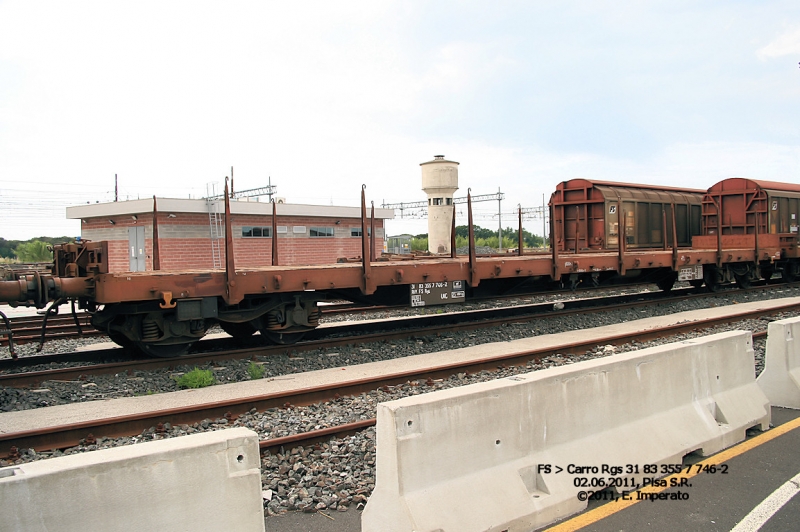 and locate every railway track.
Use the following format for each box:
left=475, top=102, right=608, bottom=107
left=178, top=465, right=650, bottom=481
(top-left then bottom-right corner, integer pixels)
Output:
left=264, top=326, right=779, bottom=455
left=0, top=284, right=648, bottom=348
left=0, top=294, right=794, bottom=456
left=0, top=286, right=727, bottom=383
left=2, top=283, right=796, bottom=390
left=1, top=314, right=97, bottom=345
left=0, top=282, right=662, bottom=360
